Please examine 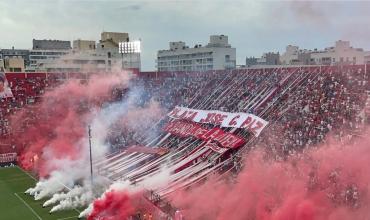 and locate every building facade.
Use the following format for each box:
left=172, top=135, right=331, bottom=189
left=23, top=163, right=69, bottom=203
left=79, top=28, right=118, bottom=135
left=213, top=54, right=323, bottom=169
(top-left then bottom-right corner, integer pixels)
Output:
left=310, top=40, right=365, bottom=65
left=39, top=32, right=141, bottom=72
left=280, top=40, right=366, bottom=66
left=0, top=48, right=30, bottom=66
left=28, top=39, right=72, bottom=71
left=33, top=39, right=71, bottom=50
left=246, top=52, right=280, bottom=67
left=0, top=54, right=4, bottom=71
left=3, top=57, right=25, bottom=72
left=101, top=32, right=129, bottom=46
left=38, top=50, right=107, bottom=72
left=157, top=35, right=236, bottom=71
left=245, top=57, right=258, bottom=67
left=28, top=49, right=70, bottom=71
left=97, top=32, right=141, bottom=71
left=73, top=40, right=96, bottom=51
